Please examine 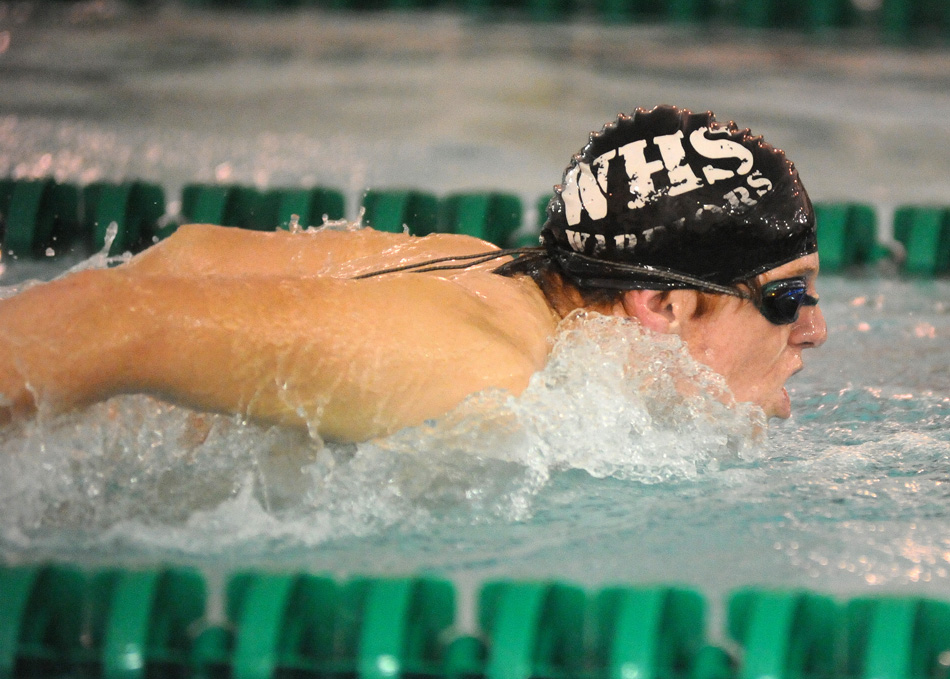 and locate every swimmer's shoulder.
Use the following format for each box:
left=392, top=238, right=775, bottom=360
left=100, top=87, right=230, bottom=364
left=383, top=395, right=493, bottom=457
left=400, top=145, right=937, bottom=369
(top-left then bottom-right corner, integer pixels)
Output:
left=288, top=228, right=560, bottom=359
left=307, top=228, right=500, bottom=277
left=127, top=223, right=499, bottom=278
left=130, top=221, right=554, bottom=325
